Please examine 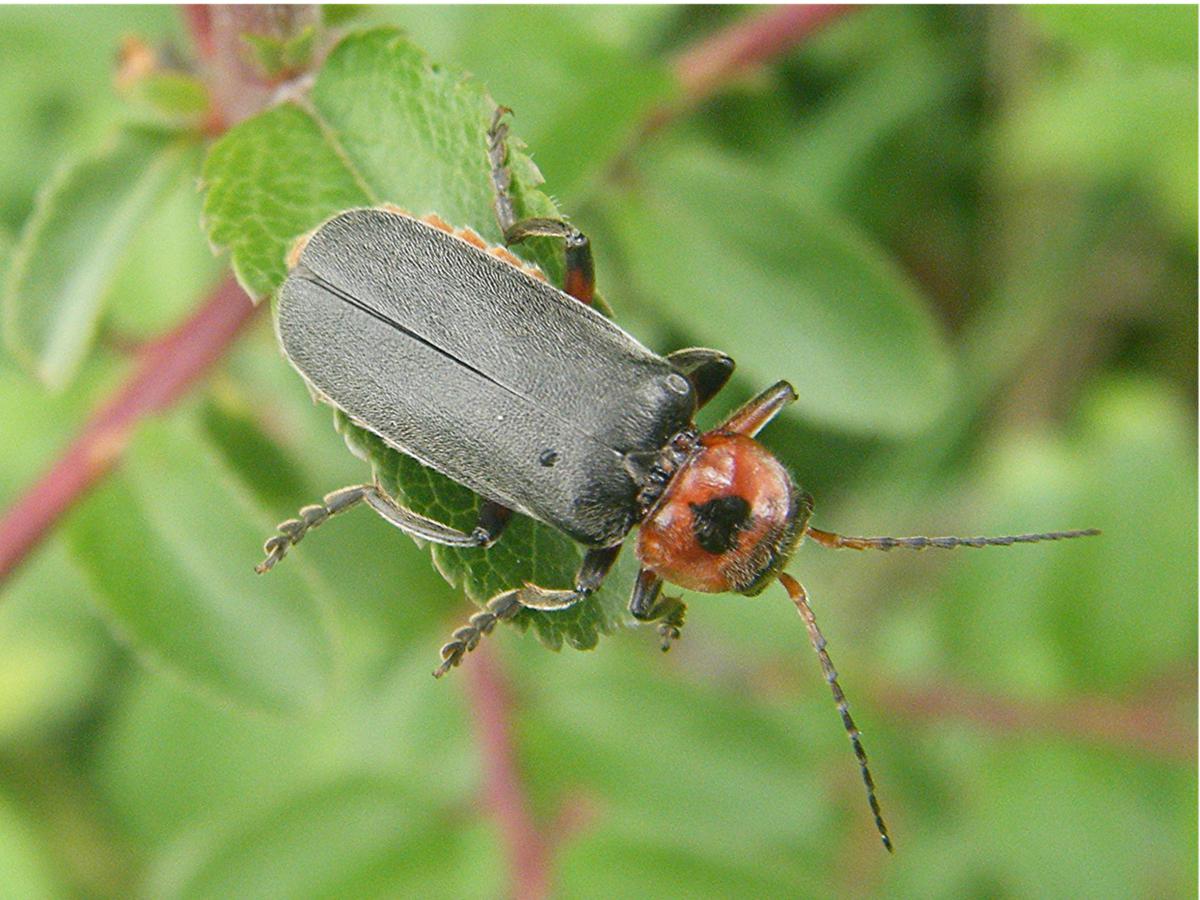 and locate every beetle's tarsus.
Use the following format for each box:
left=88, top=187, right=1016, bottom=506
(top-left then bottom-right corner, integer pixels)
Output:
left=656, top=599, right=686, bottom=651
left=432, top=589, right=524, bottom=678
left=255, top=485, right=371, bottom=573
